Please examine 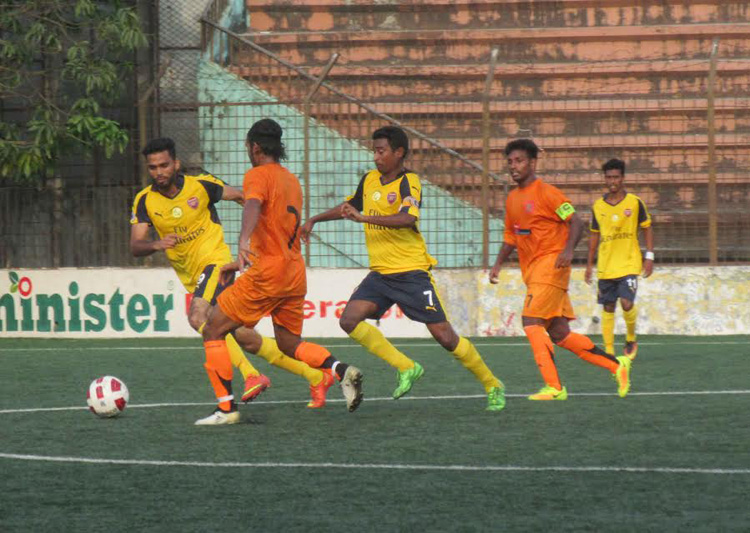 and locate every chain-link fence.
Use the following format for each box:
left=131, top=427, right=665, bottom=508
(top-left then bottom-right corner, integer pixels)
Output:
left=4, top=0, right=749, bottom=268
left=195, top=0, right=750, bottom=267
